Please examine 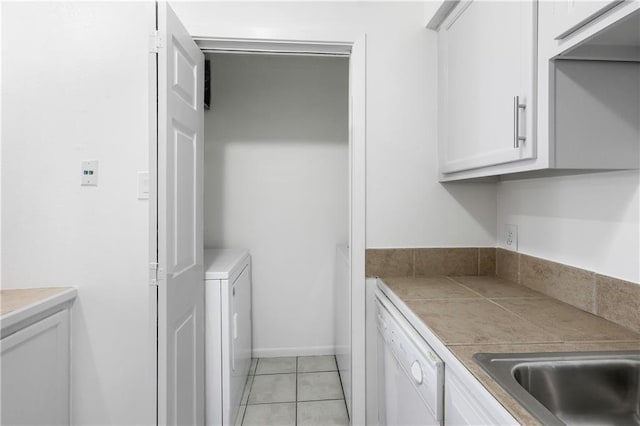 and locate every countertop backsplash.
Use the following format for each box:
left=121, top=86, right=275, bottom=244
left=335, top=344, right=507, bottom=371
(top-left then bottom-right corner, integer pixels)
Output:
left=366, top=247, right=640, bottom=334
